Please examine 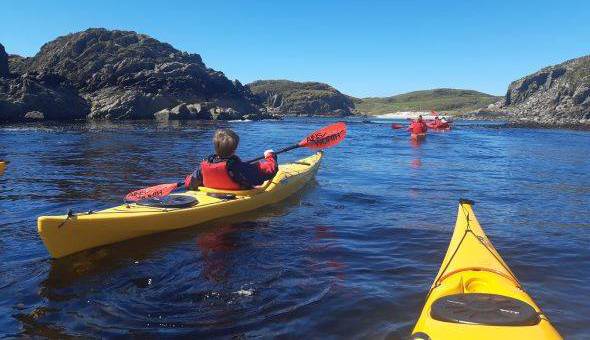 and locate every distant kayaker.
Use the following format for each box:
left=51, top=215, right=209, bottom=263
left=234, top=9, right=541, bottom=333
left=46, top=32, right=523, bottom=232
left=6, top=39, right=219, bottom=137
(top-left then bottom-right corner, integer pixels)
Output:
left=409, top=115, right=428, bottom=134
left=184, top=128, right=278, bottom=190
left=433, top=116, right=444, bottom=128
